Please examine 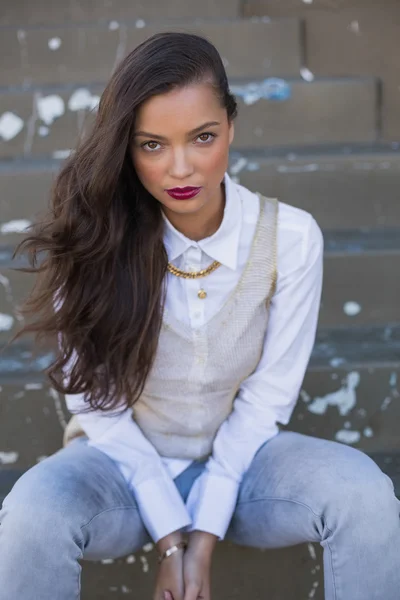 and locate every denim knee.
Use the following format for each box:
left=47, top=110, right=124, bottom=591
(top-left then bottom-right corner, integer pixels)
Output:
left=0, top=463, right=83, bottom=552
left=315, top=451, right=398, bottom=525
